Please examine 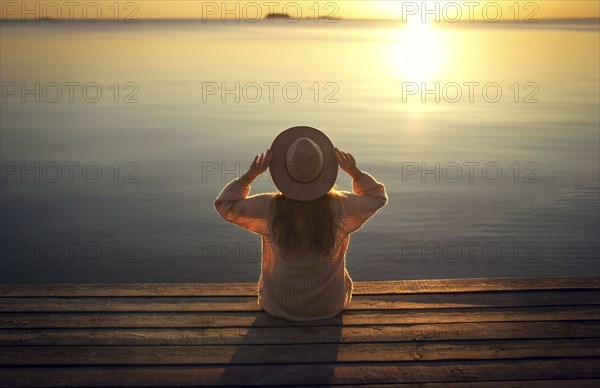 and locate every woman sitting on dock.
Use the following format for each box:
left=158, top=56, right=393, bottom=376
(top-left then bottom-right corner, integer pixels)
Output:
left=214, top=126, right=388, bottom=321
